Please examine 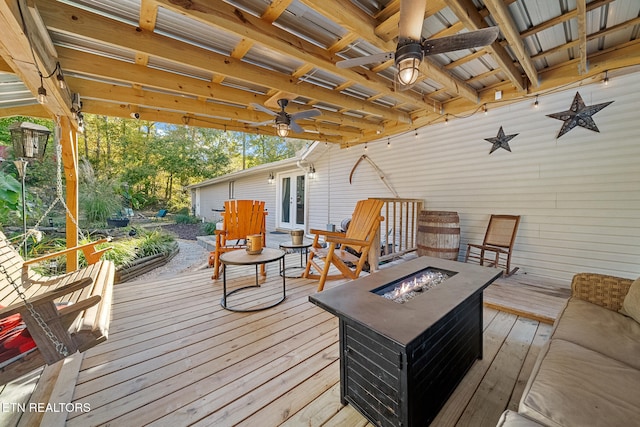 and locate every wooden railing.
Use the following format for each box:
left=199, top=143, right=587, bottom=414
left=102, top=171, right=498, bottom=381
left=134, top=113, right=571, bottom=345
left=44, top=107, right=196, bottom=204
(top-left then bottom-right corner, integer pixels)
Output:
left=370, top=198, right=424, bottom=264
